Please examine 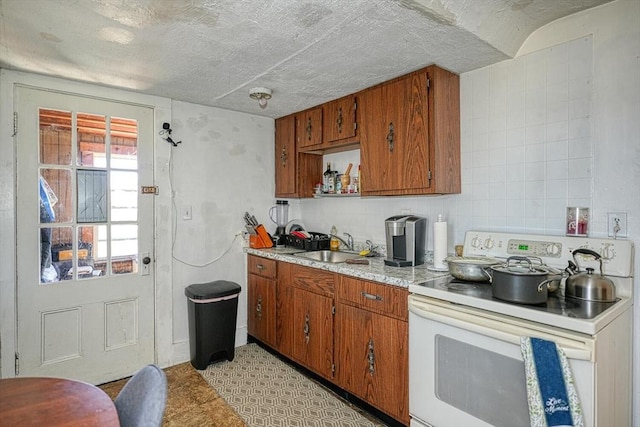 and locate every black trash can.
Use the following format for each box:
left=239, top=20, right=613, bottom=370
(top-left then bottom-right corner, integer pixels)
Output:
left=185, top=280, right=241, bottom=370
